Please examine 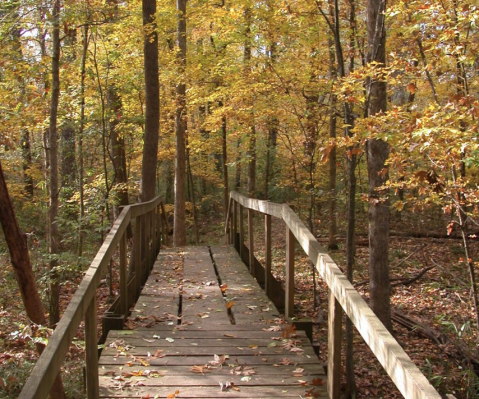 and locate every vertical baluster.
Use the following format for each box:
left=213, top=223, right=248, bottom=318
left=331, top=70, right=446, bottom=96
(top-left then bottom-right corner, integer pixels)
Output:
left=264, top=214, right=272, bottom=298
left=232, top=201, right=238, bottom=249
left=248, top=208, right=254, bottom=275
left=85, top=296, right=99, bottom=398
left=135, top=216, right=142, bottom=298
left=161, top=202, right=169, bottom=246
left=120, top=232, right=128, bottom=317
left=239, top=205, right=245, bottom=260
left=327, top=290, right=342, bottom=399
left=285, top=222, right=295, bottom=318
